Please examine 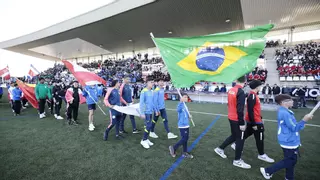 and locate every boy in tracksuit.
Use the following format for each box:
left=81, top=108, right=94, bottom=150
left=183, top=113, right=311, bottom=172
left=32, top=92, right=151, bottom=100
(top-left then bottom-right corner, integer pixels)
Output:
left=169, top=93, right=193, bottom=159
left=139, top=77, right=156, bottom=149
left=119, top=76, right=139, bottom=134
left=230, top=80, right=274, bottom=163
left=0, top=86, right=3, bottom=100
left=8, top=82, right=15, bottom=113
left=260, top=94, right=313, bottom=180
left=35, top=78, right=52, bottom=118
left=12, top=84, right=22, bottom=116
left=83, top=84, right=99, bottom=131
left=47, top=82, right=54, bottom=114
left=214, top=76, right=251, bottom=169
left=150, top=79, right=178, bottom=139
left=52, top=80, right=64, bottom=120
left=103, top=80, right=123, bottom=140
